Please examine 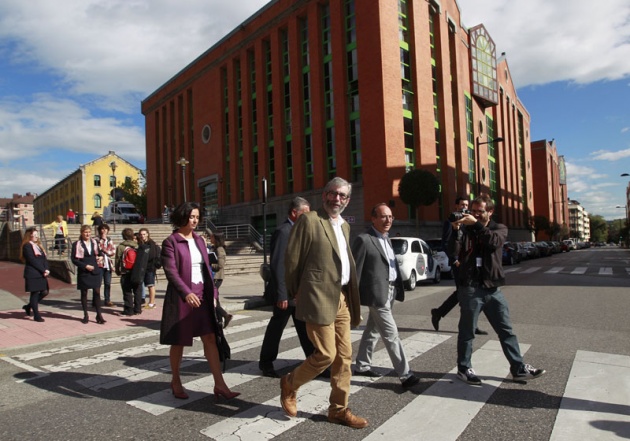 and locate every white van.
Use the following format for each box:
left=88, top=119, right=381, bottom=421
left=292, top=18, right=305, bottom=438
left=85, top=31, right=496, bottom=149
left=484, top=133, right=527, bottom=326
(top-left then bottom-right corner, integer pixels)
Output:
left=103, top=202, right=144, bottom=224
